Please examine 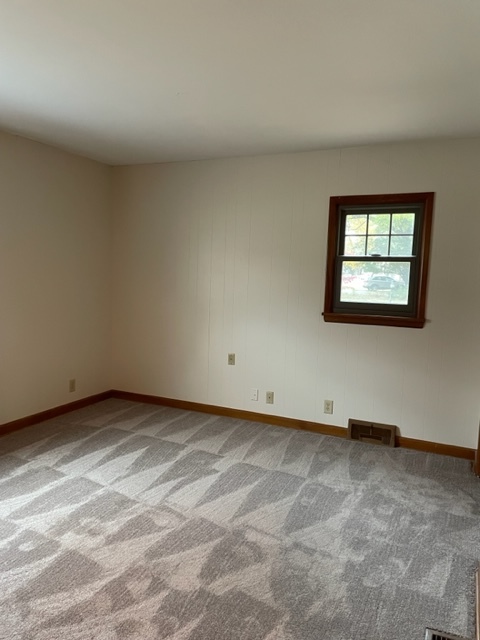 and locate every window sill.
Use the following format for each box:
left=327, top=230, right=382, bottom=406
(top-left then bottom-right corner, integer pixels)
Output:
left=323, top=312, right=426, bottom=328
